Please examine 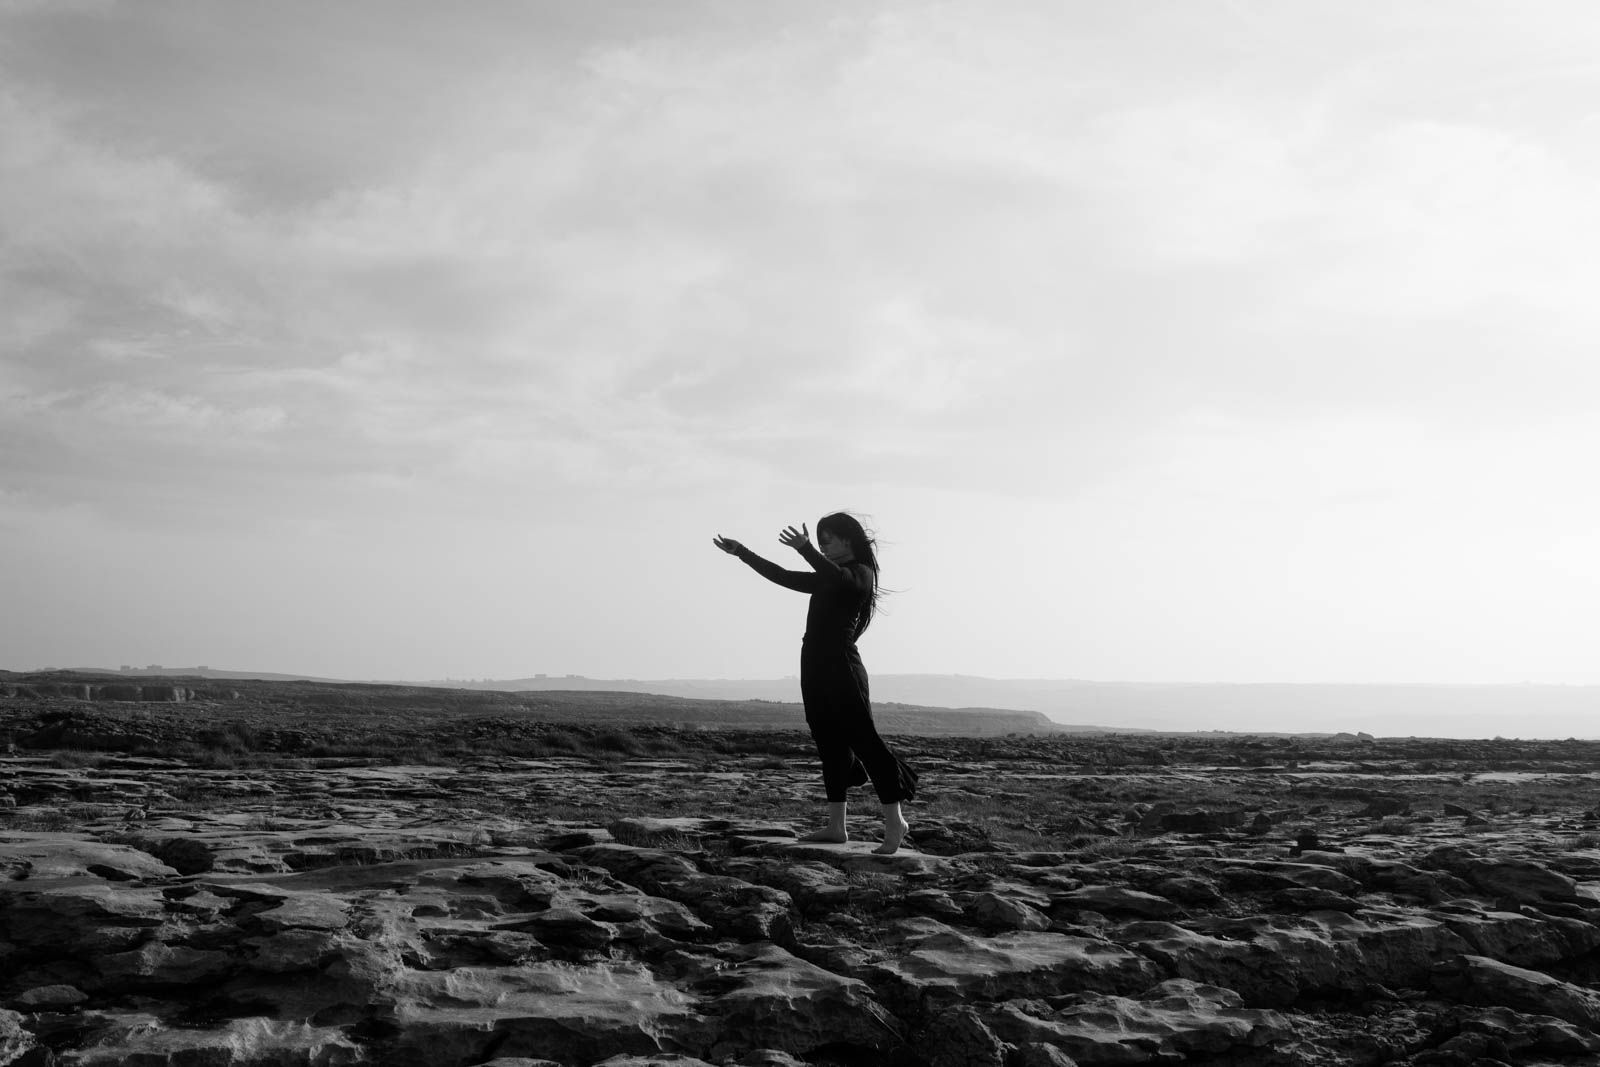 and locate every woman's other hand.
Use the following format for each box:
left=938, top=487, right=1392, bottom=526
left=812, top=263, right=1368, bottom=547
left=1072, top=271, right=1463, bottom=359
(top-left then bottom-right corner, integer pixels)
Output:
left=778, top=524, right=811, bottom=552
left=713, top=535, right=746, bottom=556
